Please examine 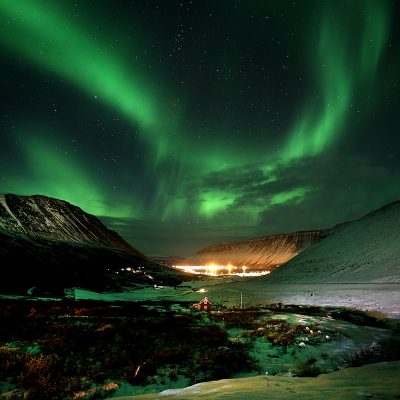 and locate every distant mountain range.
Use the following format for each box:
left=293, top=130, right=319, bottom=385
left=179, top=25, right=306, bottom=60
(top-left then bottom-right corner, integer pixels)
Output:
left=2, top=193, right=398, bottom=294
left=184, top=200, right=400, bottom=283
left=0, top=194, right=182, bottom=295
left=183, top=230, right=325, bottom=272
left=265, top=200, right=400, bottom=283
